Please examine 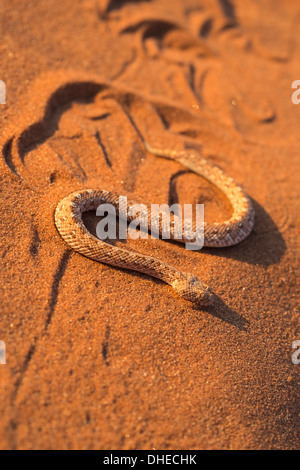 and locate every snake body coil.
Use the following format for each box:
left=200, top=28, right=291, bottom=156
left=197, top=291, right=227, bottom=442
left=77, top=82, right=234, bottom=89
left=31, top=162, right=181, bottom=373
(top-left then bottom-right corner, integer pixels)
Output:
left=55, top=144, right=255, bottom=306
